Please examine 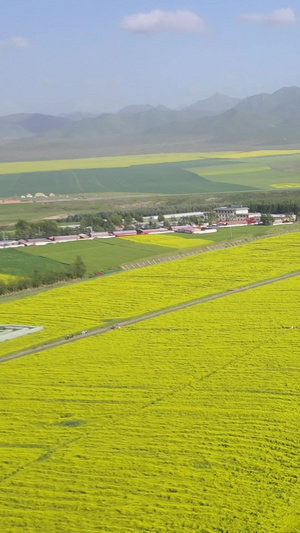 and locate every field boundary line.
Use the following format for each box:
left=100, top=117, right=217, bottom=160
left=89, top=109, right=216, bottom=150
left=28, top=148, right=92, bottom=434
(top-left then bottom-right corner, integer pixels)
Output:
left=1, top=269, right=300, bottom=364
